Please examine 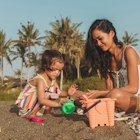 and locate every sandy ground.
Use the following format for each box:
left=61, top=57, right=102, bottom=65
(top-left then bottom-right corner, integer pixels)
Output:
left=0, top=101, right=137, bottom=140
